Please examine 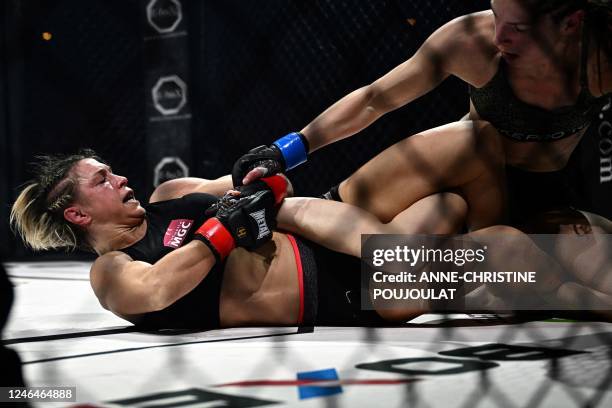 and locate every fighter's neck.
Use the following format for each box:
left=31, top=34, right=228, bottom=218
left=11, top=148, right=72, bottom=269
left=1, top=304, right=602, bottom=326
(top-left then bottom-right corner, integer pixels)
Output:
left=511, top=41, right=580, bottom=82
left=91, top=218, right=148, bottom=255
